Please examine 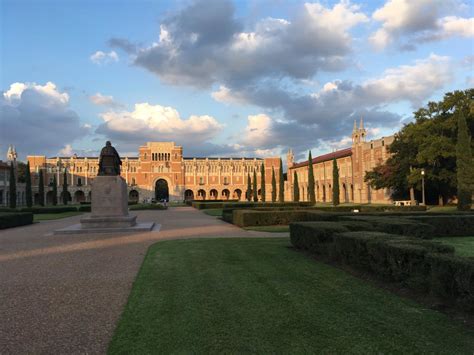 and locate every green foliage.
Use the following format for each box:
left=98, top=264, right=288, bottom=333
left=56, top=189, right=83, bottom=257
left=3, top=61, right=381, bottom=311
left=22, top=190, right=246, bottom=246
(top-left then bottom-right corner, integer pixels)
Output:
left=332, top=158, right=340, bottom=206
left=456, top=111, right=473, bottom=210
left=365, top=89, right=474, bottom=203
left=52, top=174, right=58, bottom=206
left=9, top=162, right=16, bottom=208
left=293, top=171, right=300, bottom=202
left=260, top=163, right=266, bottom=202
left=38, top=170, right=44, bottom=206
left=25, top=161, right=32, bottom=207
left=16, top=161, right=27, bottom=183
left=253, top=170, right=258, bottom=202
left=271, top=167, right=276, bottom=202
left=307, top=151, right=315, bottom=203
left=62, top=169, right=69, bottom=205
left=290, top=224, right=473, bottom=311
left=129, top=203, right=167, bottom=211
left=0, top=212, right=33, bottom=229
left=278, top=158, right=284, bottom=202
left=405, top=215, right=474, bottom=237
left=20, top=206, right=78, bottom=214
